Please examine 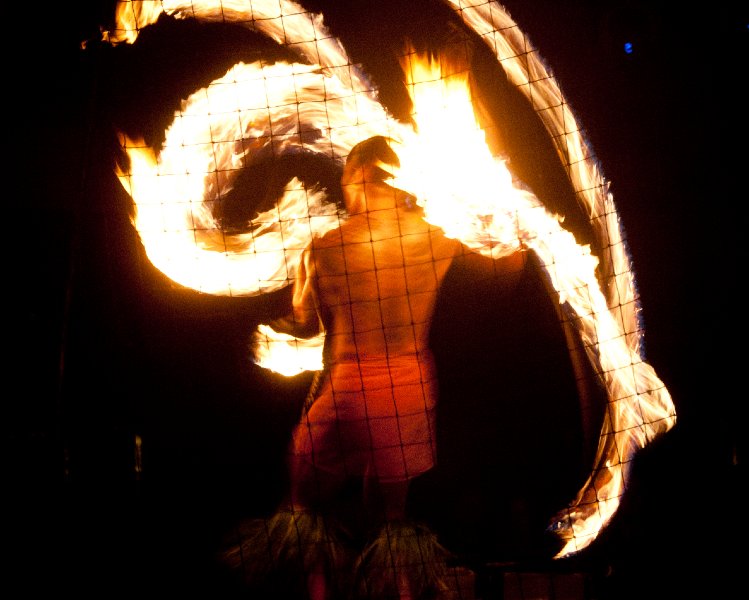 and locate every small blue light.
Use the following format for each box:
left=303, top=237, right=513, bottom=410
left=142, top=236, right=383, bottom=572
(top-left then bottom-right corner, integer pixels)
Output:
left=624, top=41, right=633, bottom=54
